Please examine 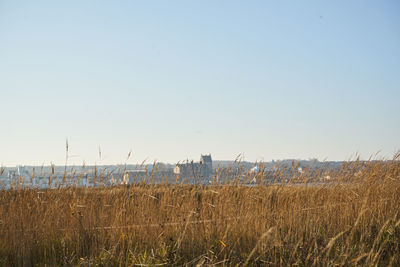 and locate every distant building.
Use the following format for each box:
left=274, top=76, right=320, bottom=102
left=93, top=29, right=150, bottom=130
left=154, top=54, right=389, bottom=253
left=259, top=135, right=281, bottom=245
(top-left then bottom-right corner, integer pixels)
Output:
left=122, top=169, right=147, bottom=184
left=200, top=154, right=212, bottom=174
left=174, top=154, right=213, bottom=181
